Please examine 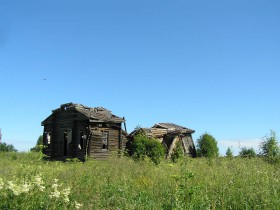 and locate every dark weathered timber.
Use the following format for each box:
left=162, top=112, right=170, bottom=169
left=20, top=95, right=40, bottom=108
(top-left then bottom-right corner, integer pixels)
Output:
left=41, top=103, right=127, bottom=160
